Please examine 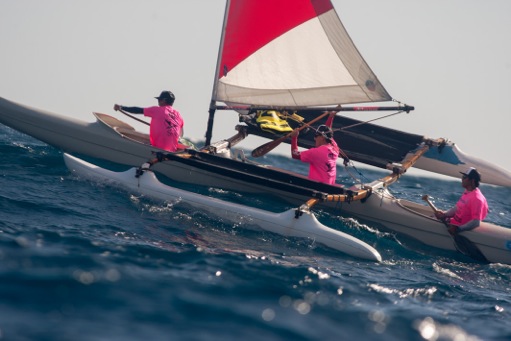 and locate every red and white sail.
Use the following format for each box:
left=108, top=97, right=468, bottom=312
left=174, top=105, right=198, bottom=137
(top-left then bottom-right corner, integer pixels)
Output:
left=212, top=0, right=391, bottom=107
